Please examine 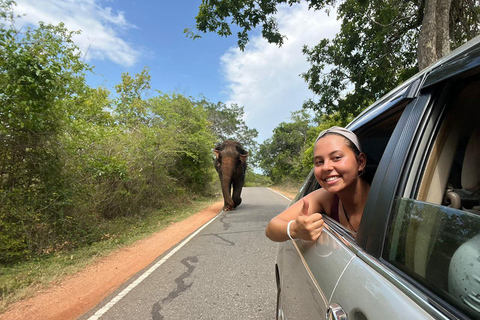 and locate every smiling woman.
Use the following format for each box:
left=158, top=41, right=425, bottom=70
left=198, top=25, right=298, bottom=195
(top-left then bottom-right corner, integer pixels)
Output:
left=265, top=126, right=370, bottom=241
